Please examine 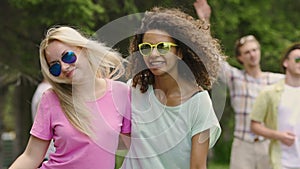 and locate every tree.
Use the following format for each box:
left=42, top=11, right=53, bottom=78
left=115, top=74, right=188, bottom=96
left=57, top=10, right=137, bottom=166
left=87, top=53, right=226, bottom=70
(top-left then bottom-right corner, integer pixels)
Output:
left=1, top=0, right=300, bottom=166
